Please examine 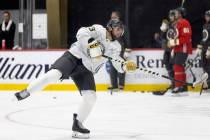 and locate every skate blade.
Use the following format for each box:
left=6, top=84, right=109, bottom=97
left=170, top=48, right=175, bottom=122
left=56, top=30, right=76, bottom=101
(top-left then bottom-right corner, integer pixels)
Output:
left=173, top=92, right=189, bottom=97
left=72, top=131, right=89, bottom=139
